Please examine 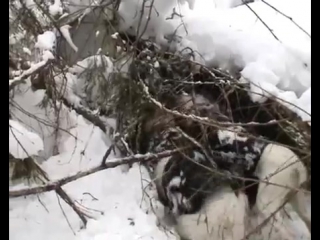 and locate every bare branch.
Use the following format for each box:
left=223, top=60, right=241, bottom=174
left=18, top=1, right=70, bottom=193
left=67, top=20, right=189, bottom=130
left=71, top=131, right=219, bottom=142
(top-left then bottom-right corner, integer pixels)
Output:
left=56, top=193, right=76, bottom=235
left=261, top=0, right=311, bottom=38
left=244, top=3, right=279, bottom=41
left=55, top=186, right=88, bottom=227
left=62, top=98, right=108, bottom=133
left=9, top=60, right=52, bottom=92
left=9, top=148, right=187, bottom=198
